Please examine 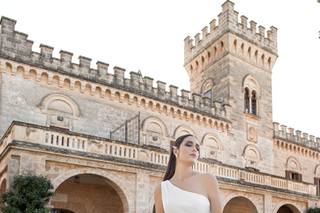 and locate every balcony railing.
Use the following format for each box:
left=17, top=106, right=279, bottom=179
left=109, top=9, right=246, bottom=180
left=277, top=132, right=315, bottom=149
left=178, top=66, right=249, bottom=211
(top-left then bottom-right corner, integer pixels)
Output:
left=0, top=121, right=317, bottom=196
